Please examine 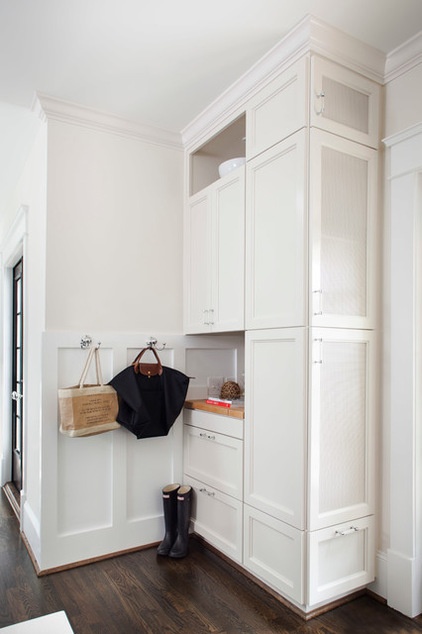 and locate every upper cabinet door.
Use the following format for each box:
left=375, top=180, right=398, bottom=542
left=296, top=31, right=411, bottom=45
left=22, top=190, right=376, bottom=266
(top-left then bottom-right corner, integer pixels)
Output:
left=310, top=56, right=380, bottom=149
left=184, top=190, right=212, bottom=334
left=184, top=169, right=245, bottom=334
left=246, top=129, right=308, bottom=330
left=211, top=168, right=245, bottom=332
left=310, top=129, right=378, bottom=330
left=246, top=57, right=309, bottom=160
